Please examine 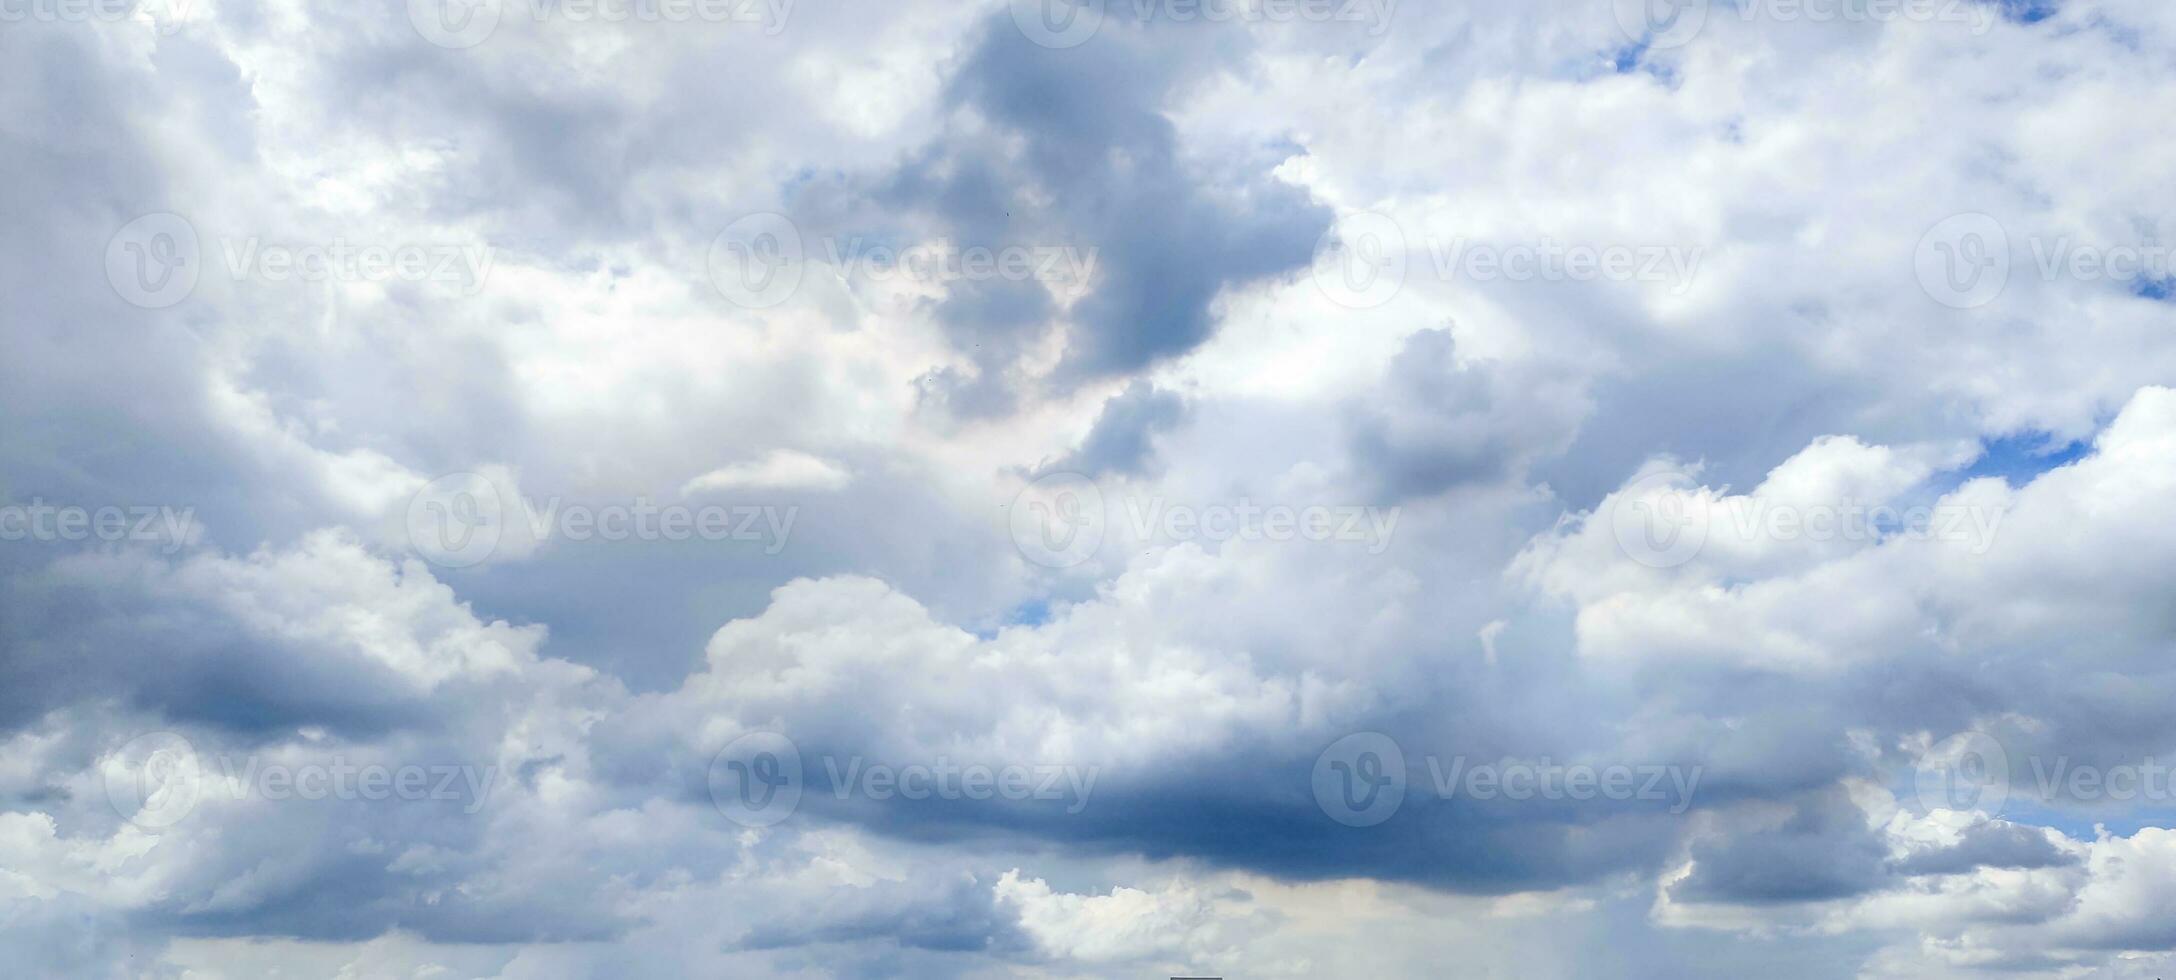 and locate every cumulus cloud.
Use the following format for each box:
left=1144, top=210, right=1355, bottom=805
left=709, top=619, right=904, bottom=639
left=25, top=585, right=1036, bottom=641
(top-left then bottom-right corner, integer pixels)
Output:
left=9, top=0, right=2176, bottom=976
